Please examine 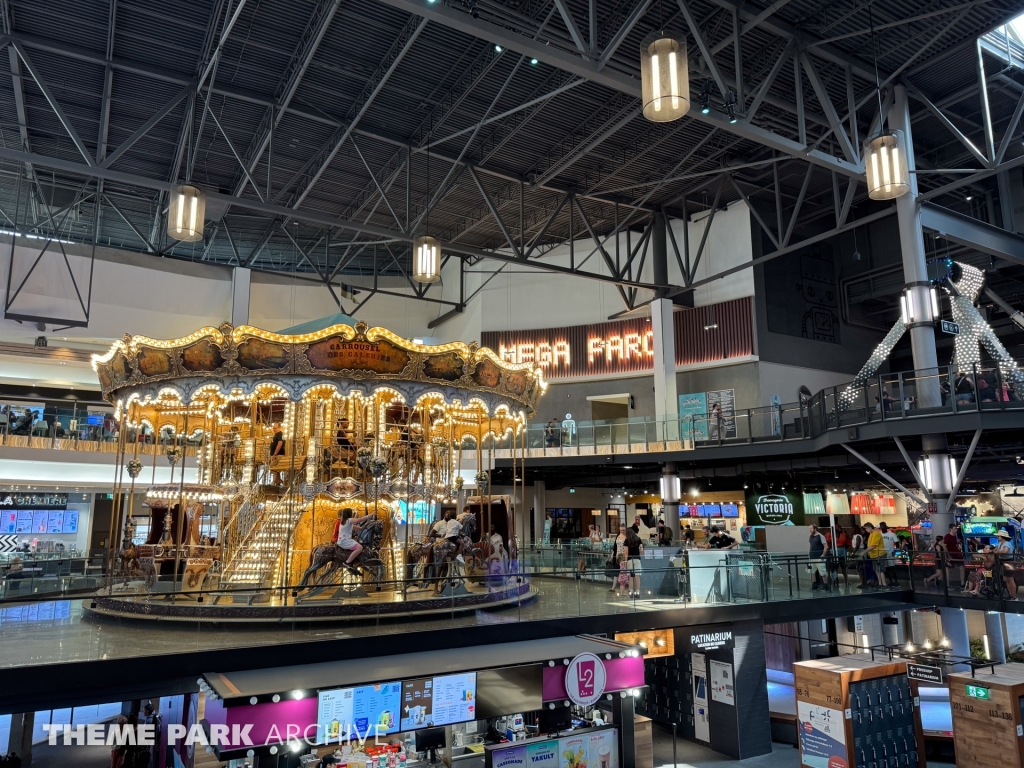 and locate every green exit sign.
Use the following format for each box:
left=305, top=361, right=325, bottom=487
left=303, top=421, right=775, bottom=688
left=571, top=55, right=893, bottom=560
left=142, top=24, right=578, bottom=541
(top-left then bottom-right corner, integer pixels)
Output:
left=966, top=684, right=990, bottom=700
